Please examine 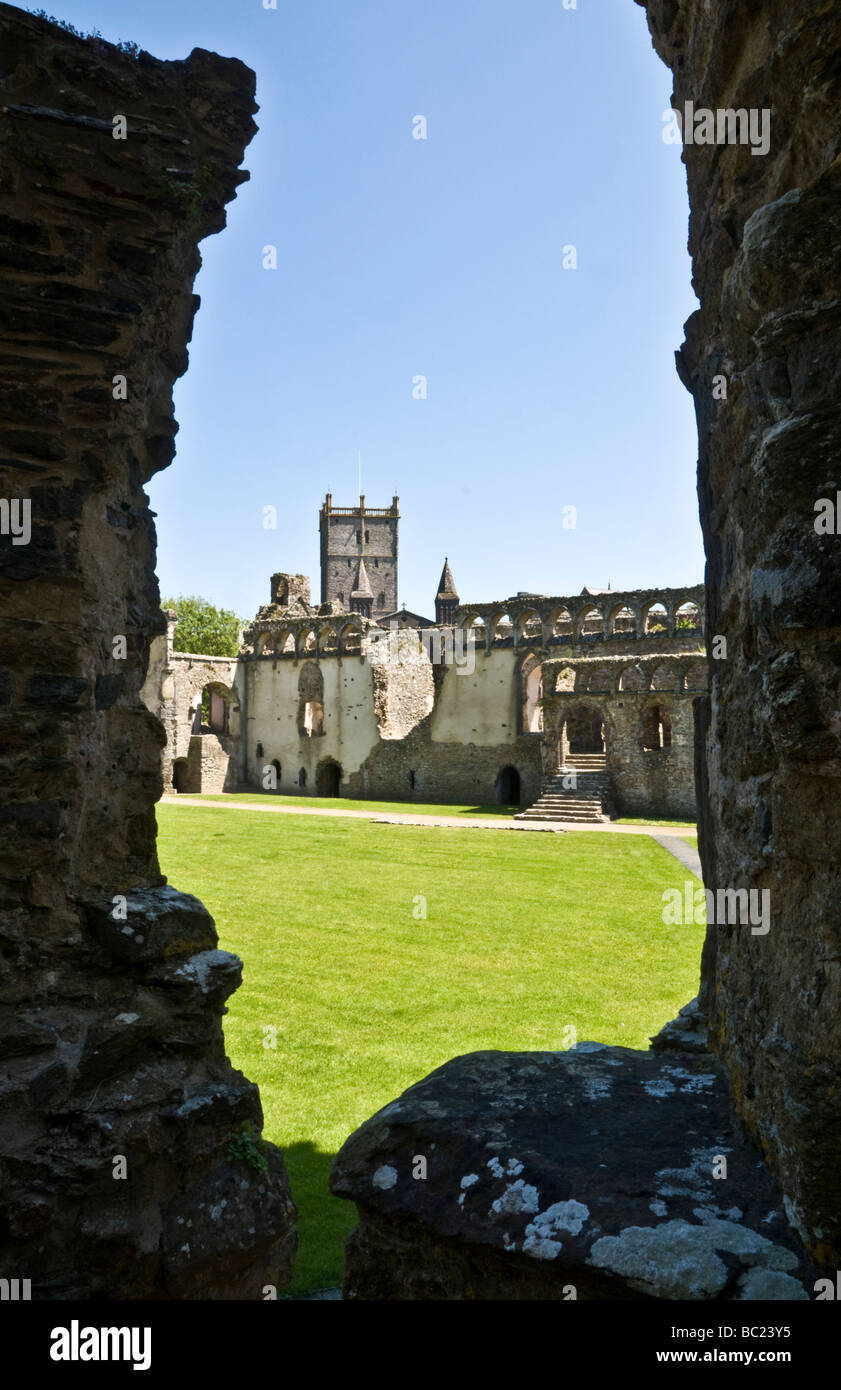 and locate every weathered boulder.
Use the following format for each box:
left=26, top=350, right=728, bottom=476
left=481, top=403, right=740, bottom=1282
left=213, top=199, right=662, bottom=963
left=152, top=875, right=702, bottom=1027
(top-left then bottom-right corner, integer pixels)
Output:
left=332, top=1047, right=814, bottom=1299
left=0, top=4, right=296, bottom=1297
